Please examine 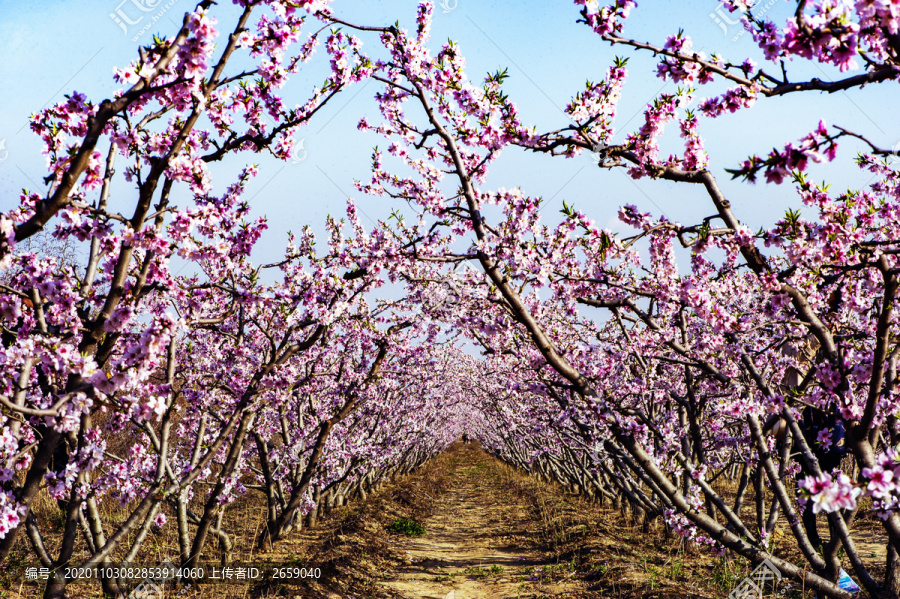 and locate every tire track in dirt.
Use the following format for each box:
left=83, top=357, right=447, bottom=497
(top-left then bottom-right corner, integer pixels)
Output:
left=378, top=450, right=585, bottom=599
